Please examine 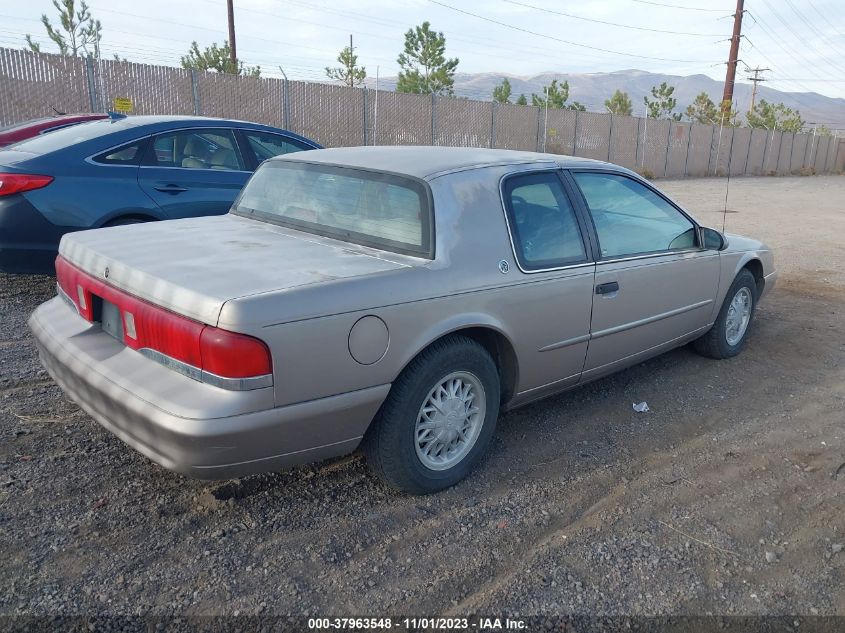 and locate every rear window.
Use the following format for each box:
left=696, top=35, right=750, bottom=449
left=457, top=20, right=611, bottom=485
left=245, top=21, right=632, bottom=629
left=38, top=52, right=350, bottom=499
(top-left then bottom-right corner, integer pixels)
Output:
left=233, top=162, right=433, bottom=258
left=0, top=117, right=54, bottom=133
left=7, top=119, right=128, bottom=155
